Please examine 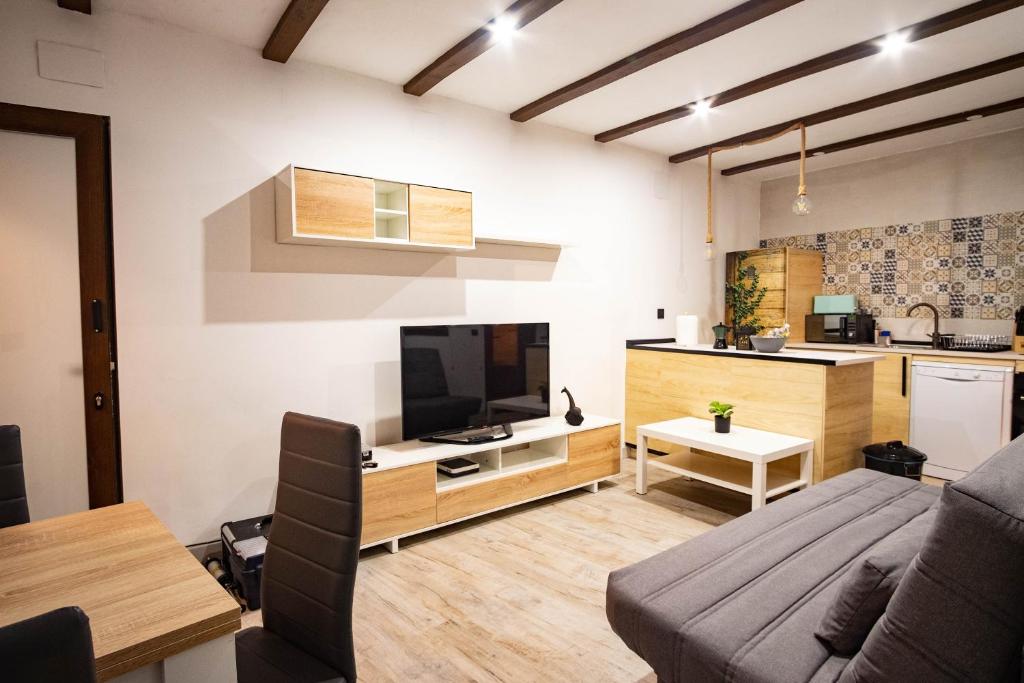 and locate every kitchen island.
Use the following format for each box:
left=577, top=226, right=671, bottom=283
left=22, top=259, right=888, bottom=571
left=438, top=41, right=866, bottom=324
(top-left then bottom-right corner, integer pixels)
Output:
left=625, top=340, right=884, bottom=483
